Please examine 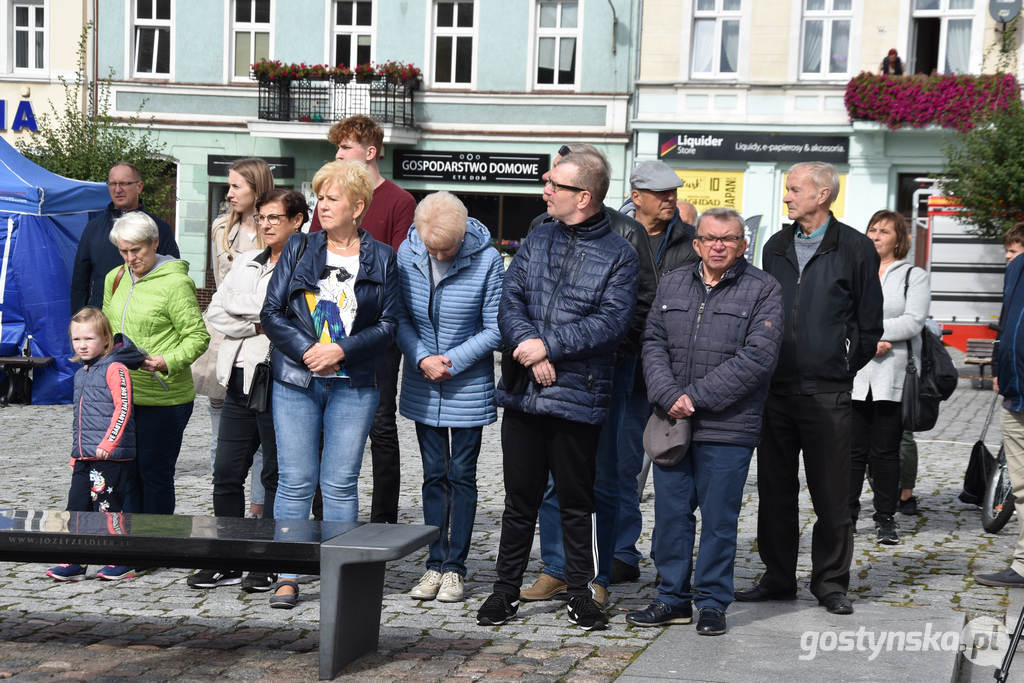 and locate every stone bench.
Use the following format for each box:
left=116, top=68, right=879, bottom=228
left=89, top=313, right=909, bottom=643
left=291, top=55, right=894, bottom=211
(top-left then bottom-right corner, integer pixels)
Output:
left=0, top=509, right=437, bottom=679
